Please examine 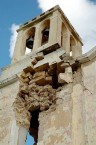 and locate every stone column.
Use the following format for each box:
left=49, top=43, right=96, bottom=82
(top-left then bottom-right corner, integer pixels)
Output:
left=62, top=31, right=70, bottom=55
left=49, top=10, right=62, bottom=46
left=72, top=42, right=82, bottom=58
left=12, top=30, right=27, bottom=63
left=33, top=24, right=42, bottom=52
